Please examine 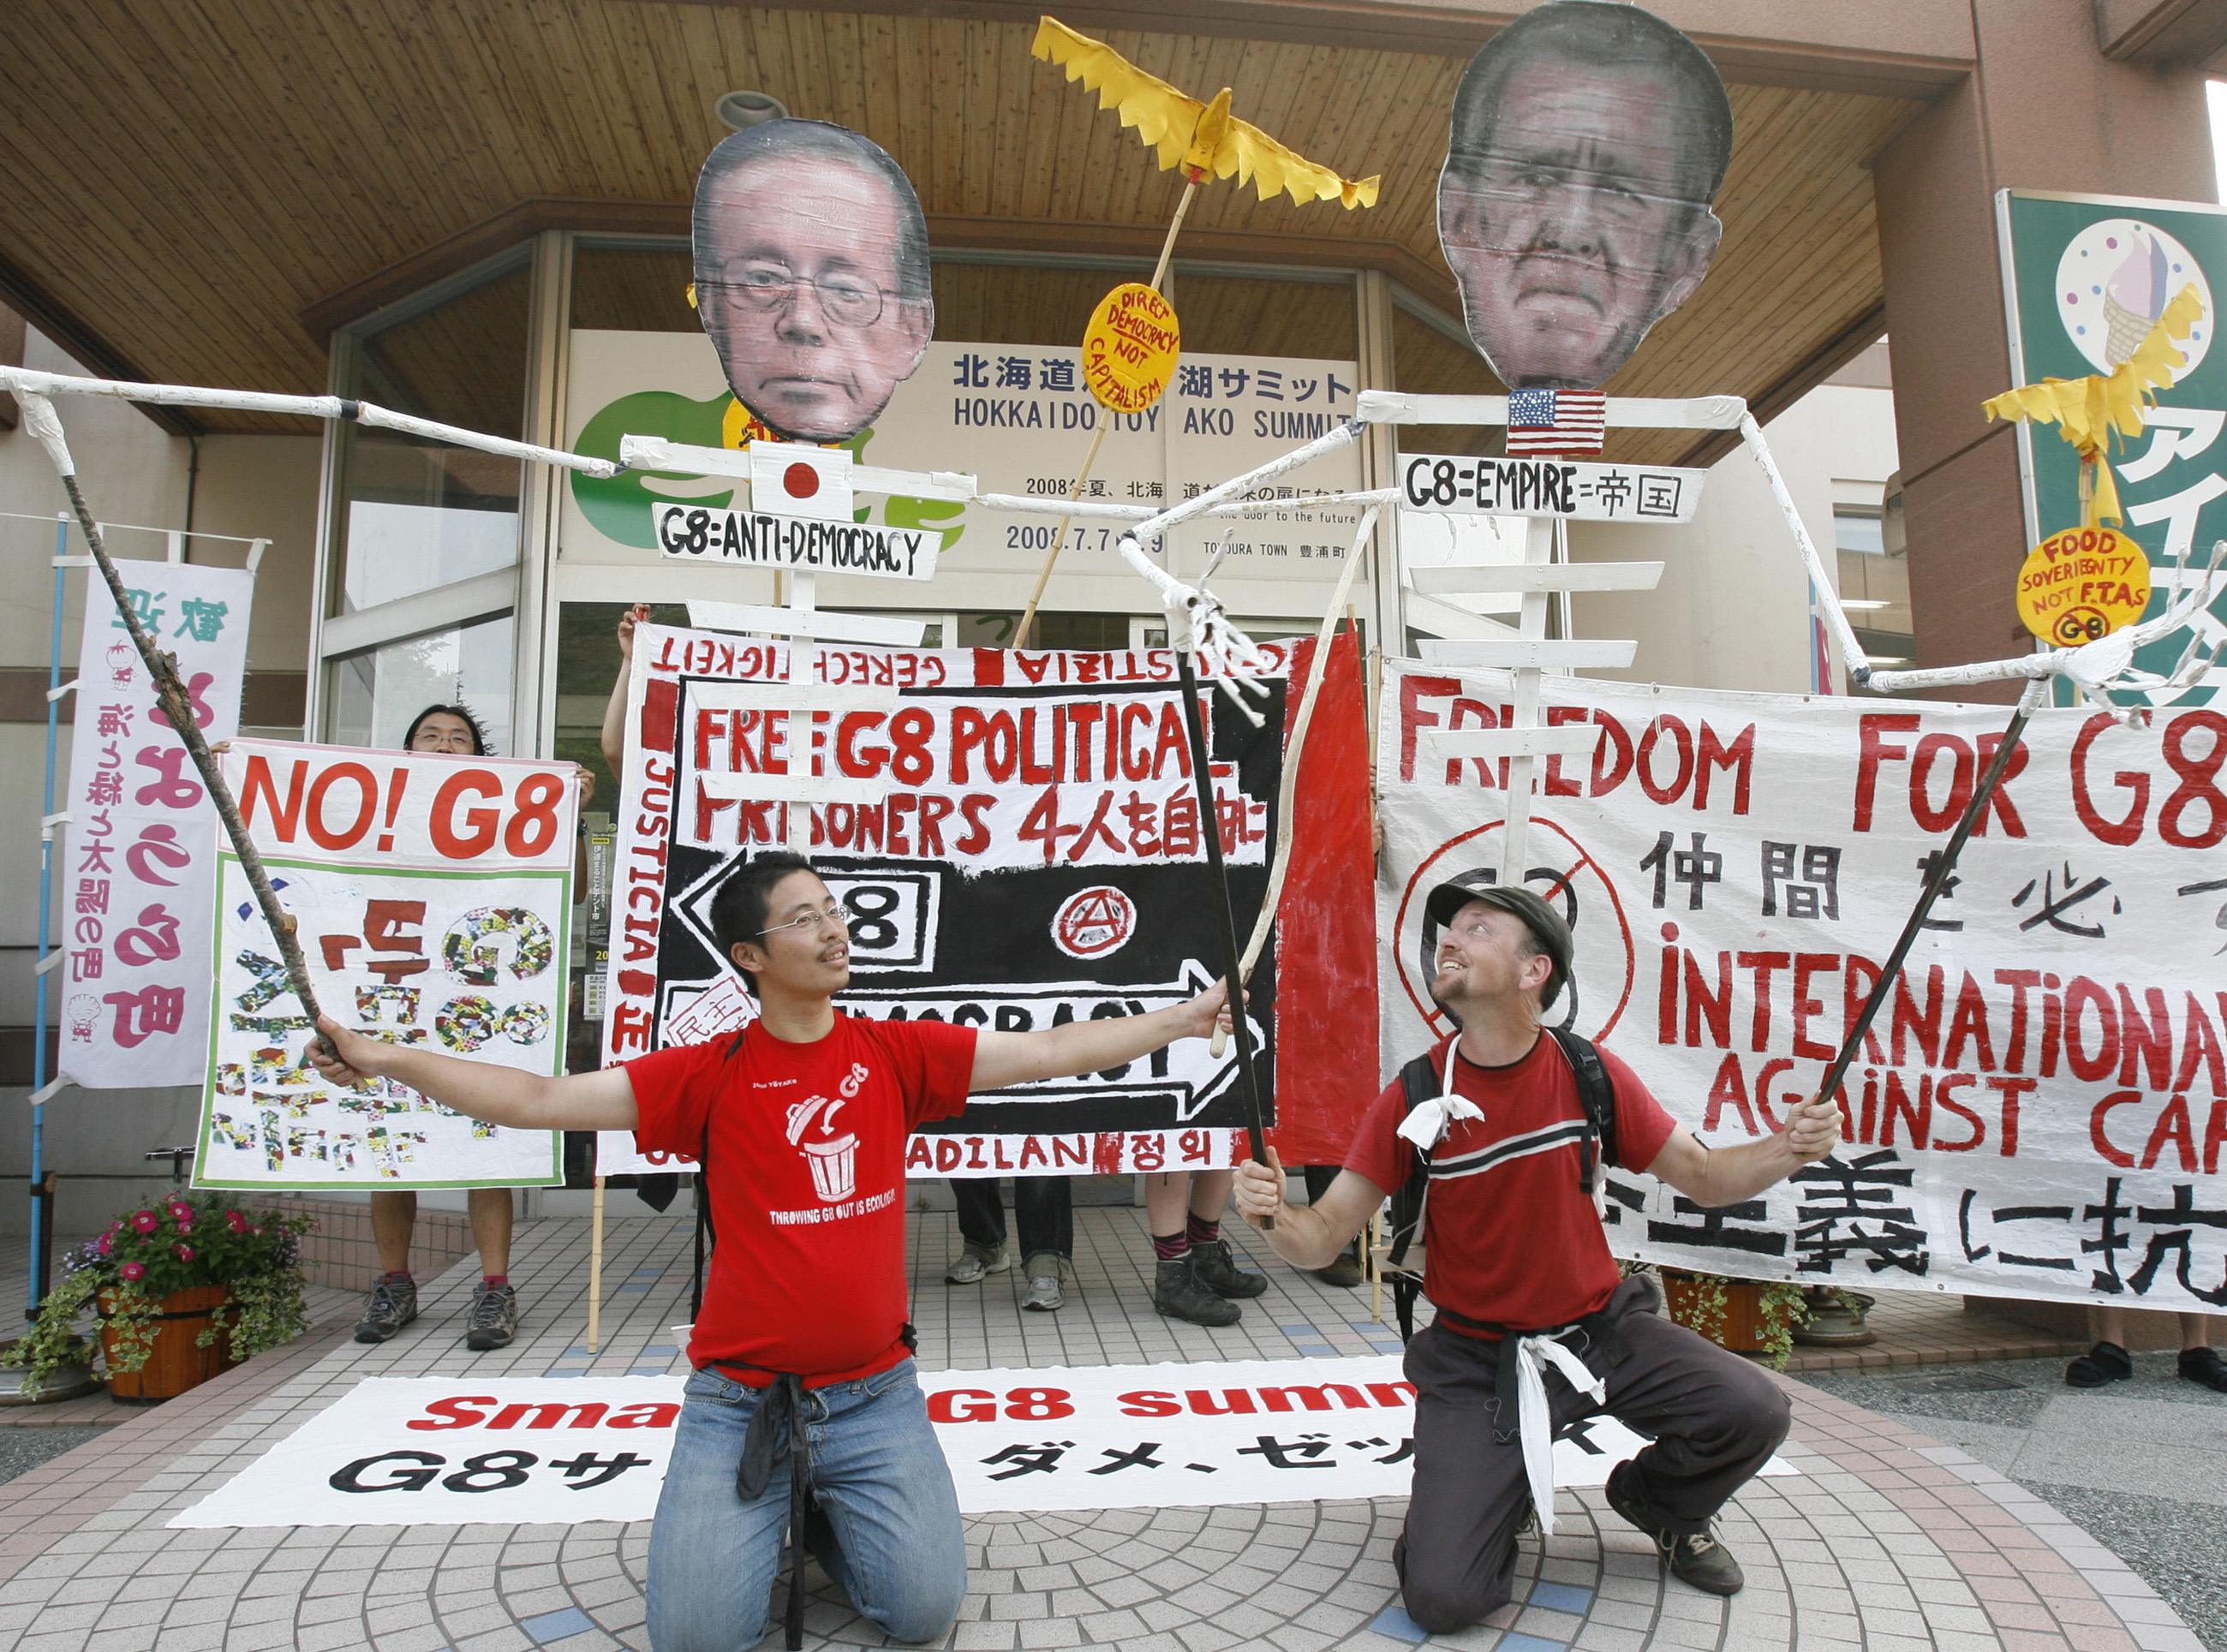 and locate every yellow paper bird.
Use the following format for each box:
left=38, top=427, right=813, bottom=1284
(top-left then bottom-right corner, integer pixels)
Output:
left=1032, top=16, right=1379, bottom=209
left=1984, top=283, right=2206, bottom=525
